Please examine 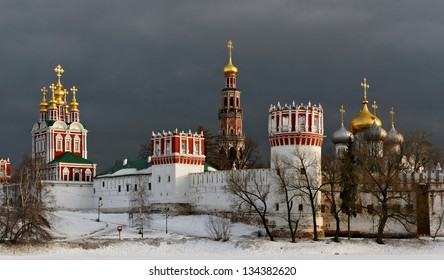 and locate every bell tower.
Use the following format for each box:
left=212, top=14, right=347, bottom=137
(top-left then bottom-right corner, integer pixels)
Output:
left=216, top=40, right=245, bottom=169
